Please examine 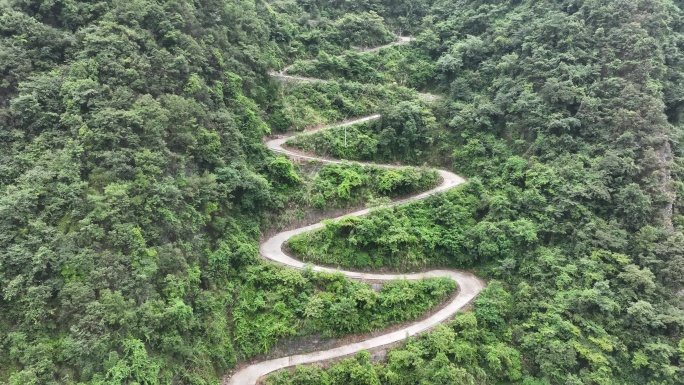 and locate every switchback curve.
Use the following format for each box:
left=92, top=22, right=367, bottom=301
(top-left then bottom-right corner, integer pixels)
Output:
left=224, top=37, right=484, bottom=385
